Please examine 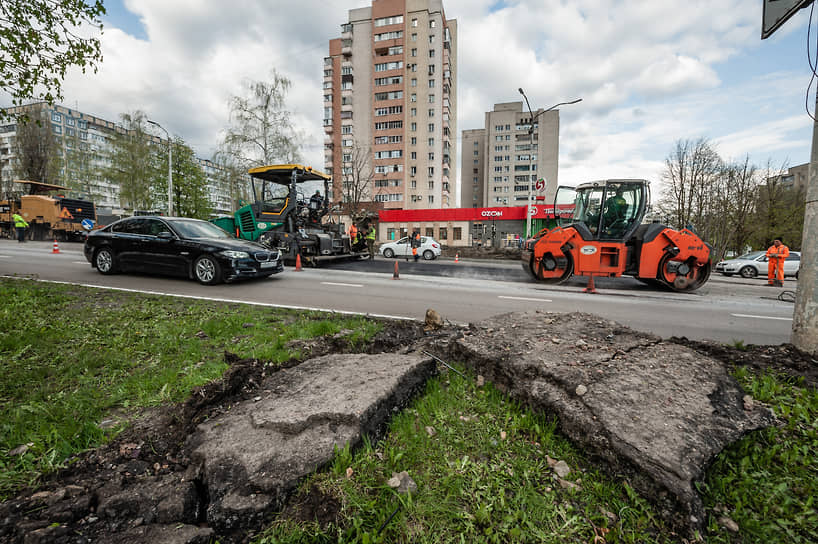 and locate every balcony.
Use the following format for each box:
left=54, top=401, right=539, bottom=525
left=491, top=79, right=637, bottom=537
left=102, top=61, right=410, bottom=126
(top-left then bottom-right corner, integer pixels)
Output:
left=341, top=102, right=353, bottom=112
